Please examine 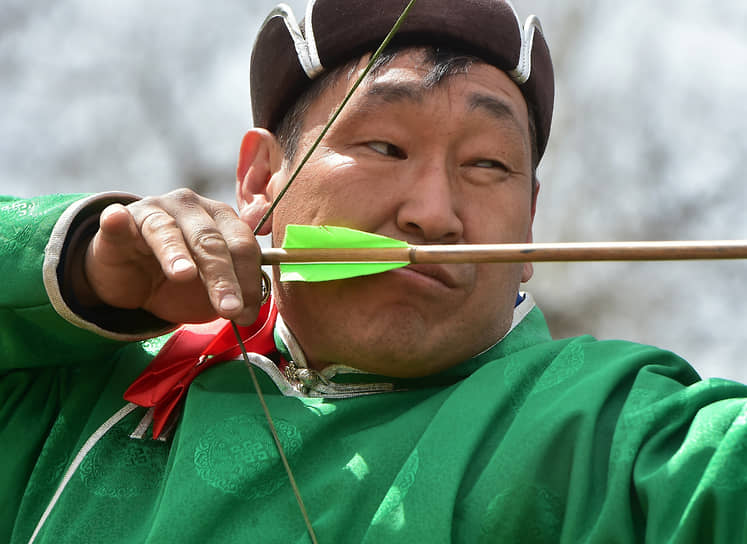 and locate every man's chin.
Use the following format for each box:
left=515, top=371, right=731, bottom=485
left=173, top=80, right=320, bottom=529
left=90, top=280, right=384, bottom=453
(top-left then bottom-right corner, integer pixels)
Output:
left=310, top=324, right=470, bottom=377
left=276, top=276, right=512, bottom=377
